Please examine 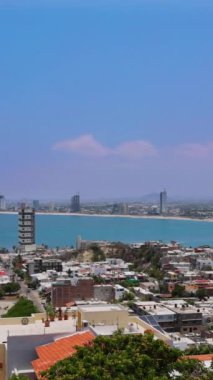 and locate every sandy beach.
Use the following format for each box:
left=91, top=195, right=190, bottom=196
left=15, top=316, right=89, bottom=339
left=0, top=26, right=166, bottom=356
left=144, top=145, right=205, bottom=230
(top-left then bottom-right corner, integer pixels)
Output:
left=1, top=211, right=213, bottom=223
